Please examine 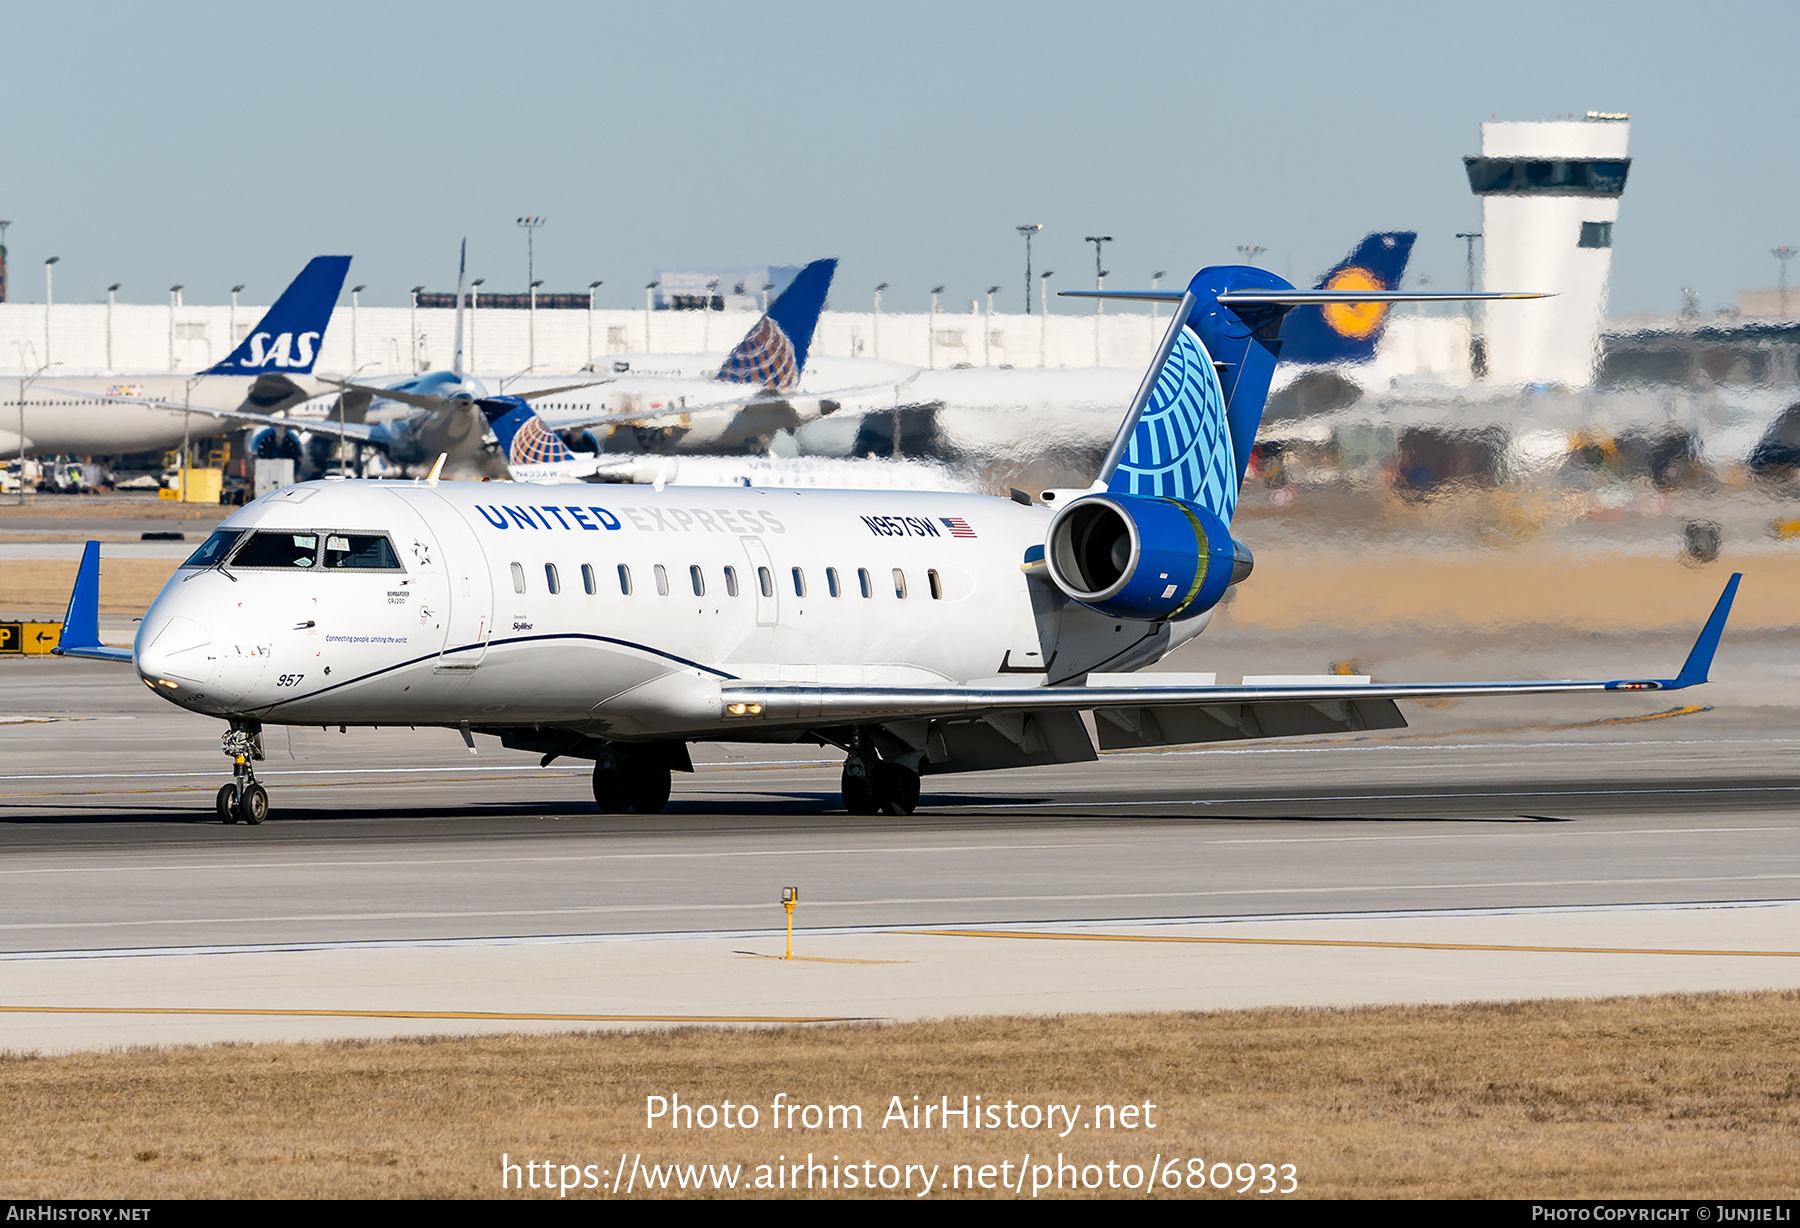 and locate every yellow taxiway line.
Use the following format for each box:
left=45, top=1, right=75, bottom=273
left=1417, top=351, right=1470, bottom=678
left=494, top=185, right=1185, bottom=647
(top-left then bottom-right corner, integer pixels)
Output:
left=897, top=929, right=1800, bottom=959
